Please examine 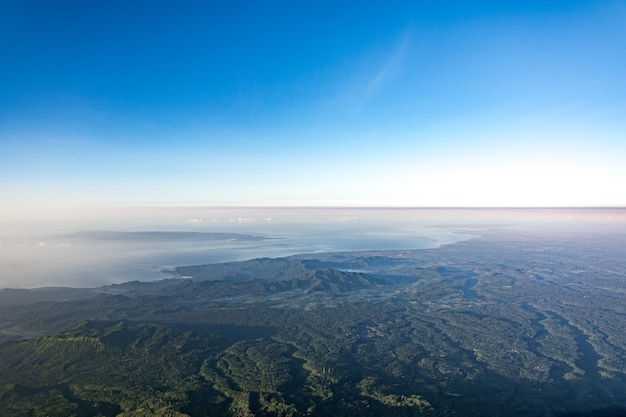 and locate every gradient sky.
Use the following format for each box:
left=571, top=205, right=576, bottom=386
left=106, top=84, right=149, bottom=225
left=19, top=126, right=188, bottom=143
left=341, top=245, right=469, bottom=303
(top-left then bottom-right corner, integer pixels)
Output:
left=1, top=1, right=625, bottom=211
